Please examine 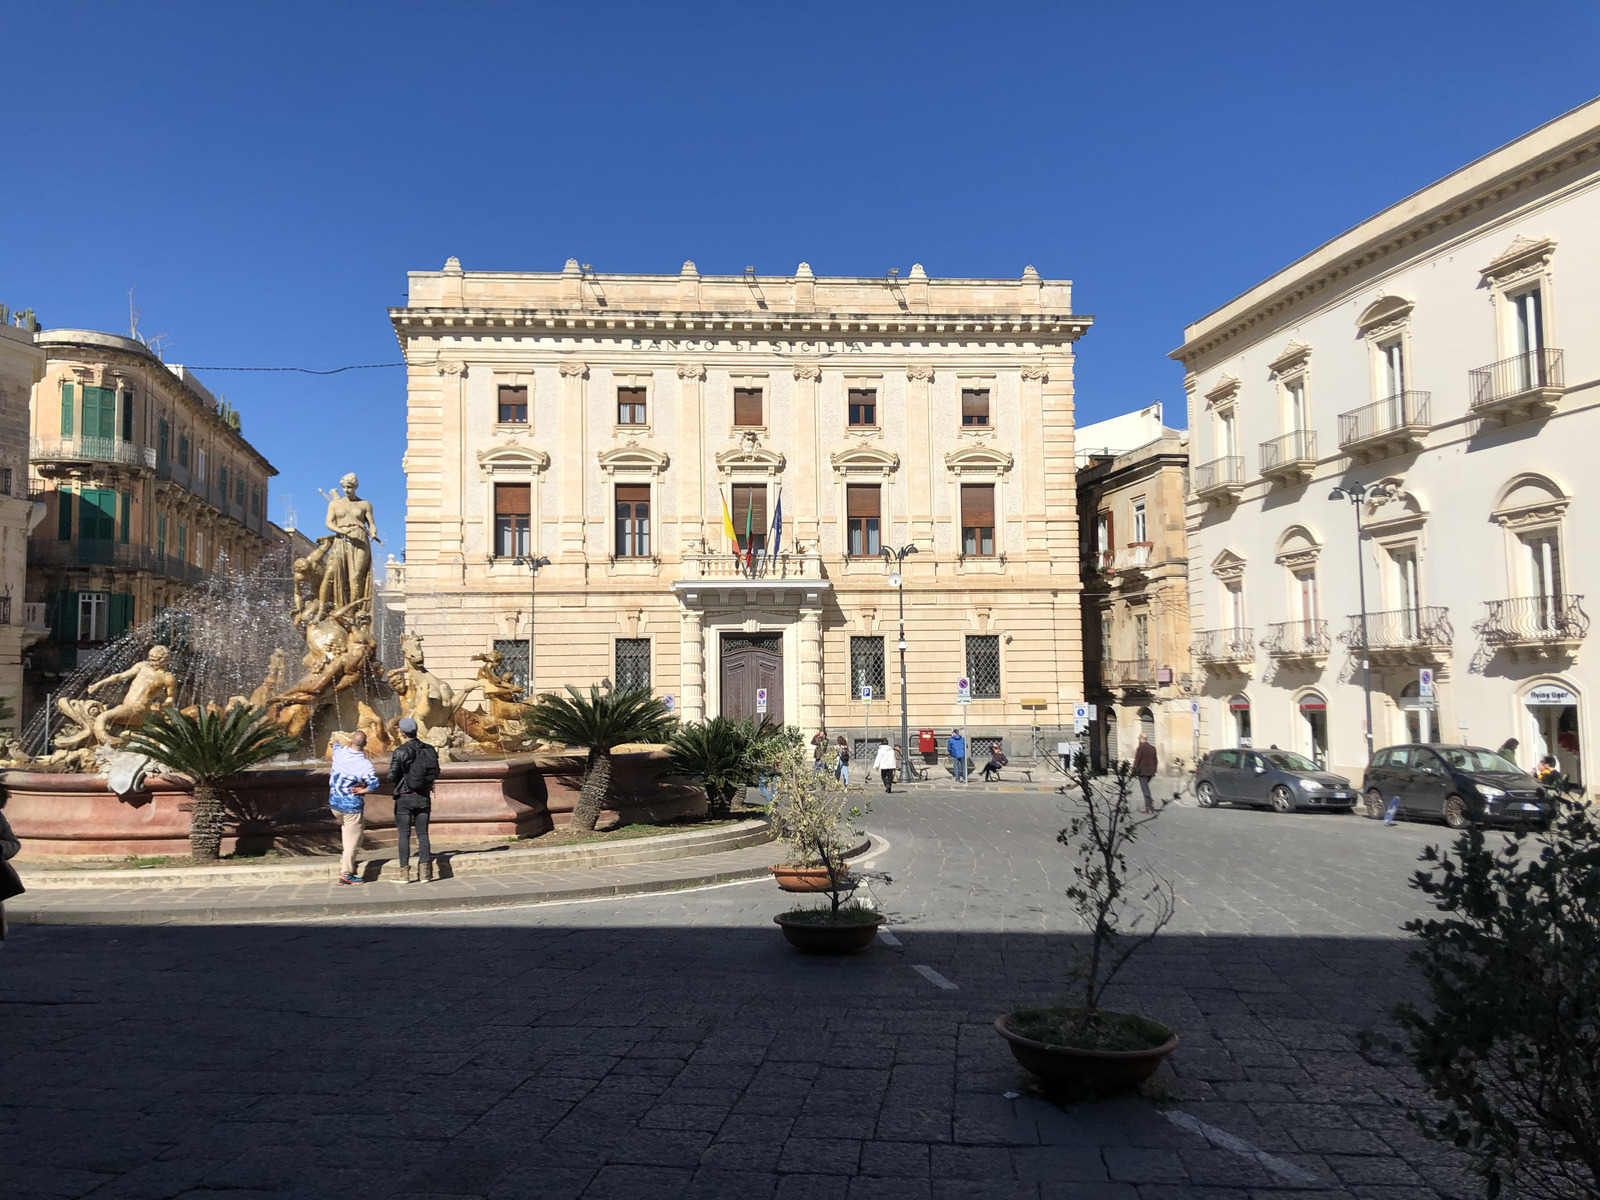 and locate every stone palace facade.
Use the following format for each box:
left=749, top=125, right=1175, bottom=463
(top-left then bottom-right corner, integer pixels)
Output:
left=389, top=259, right=1091, bottom=752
